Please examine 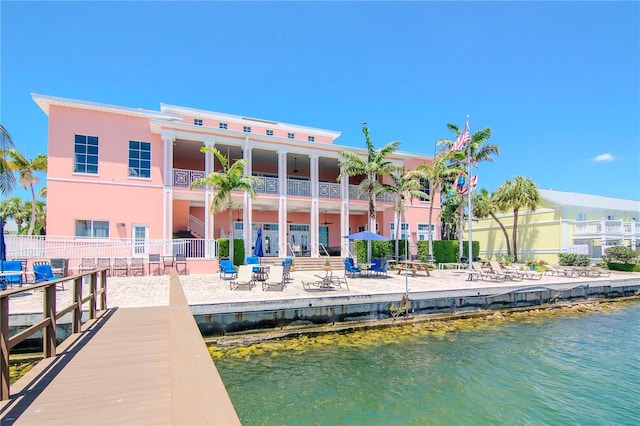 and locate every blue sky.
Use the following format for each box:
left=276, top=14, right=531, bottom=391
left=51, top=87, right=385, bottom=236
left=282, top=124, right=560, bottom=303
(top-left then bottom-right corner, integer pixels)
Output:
left=1, top=1, right=638, bottom=202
